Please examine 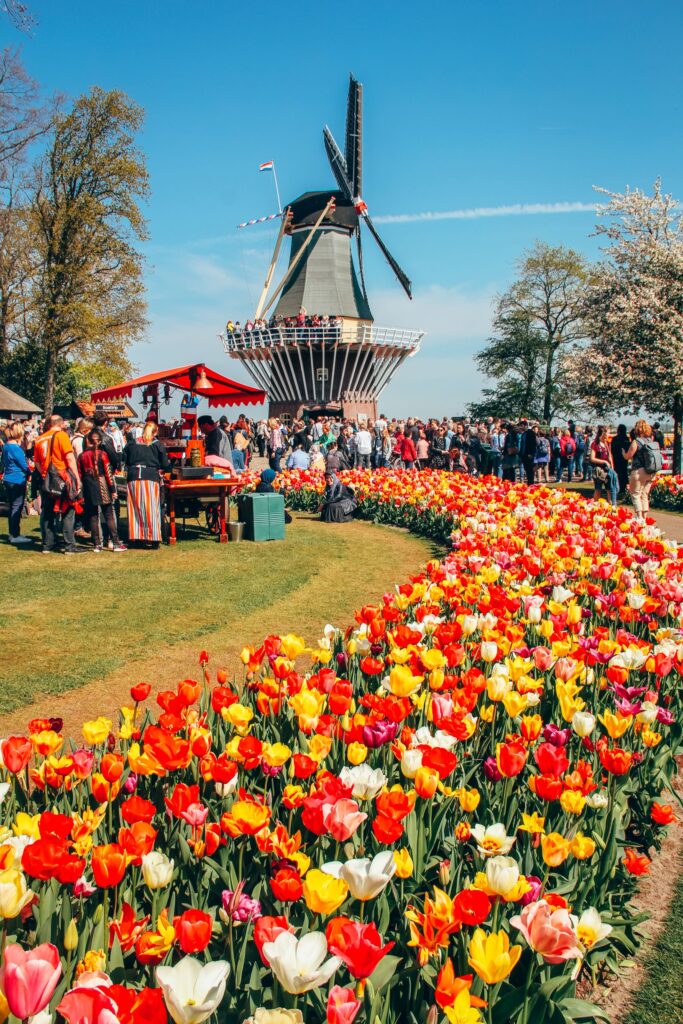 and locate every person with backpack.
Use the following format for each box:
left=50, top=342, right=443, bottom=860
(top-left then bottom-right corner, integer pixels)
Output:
left=33, top=414, right=83, bottom=555
left=573, top=429, right=586, bottom=480
left=624, top=419, right=663, bottom=523
left=556, top=429, right=576, bottom=483
left=534, top=428, right=551, bottom=483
